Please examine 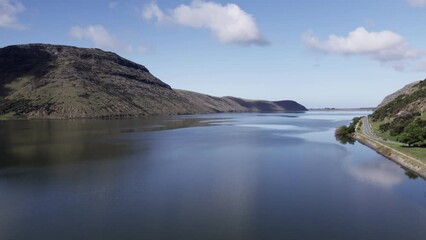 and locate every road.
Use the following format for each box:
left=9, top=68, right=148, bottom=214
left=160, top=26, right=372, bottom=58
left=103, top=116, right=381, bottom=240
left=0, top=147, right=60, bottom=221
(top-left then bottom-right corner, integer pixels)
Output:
left=360, top=117, right=405, bottom=145
left=361, top=117, right=379, bottom=140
